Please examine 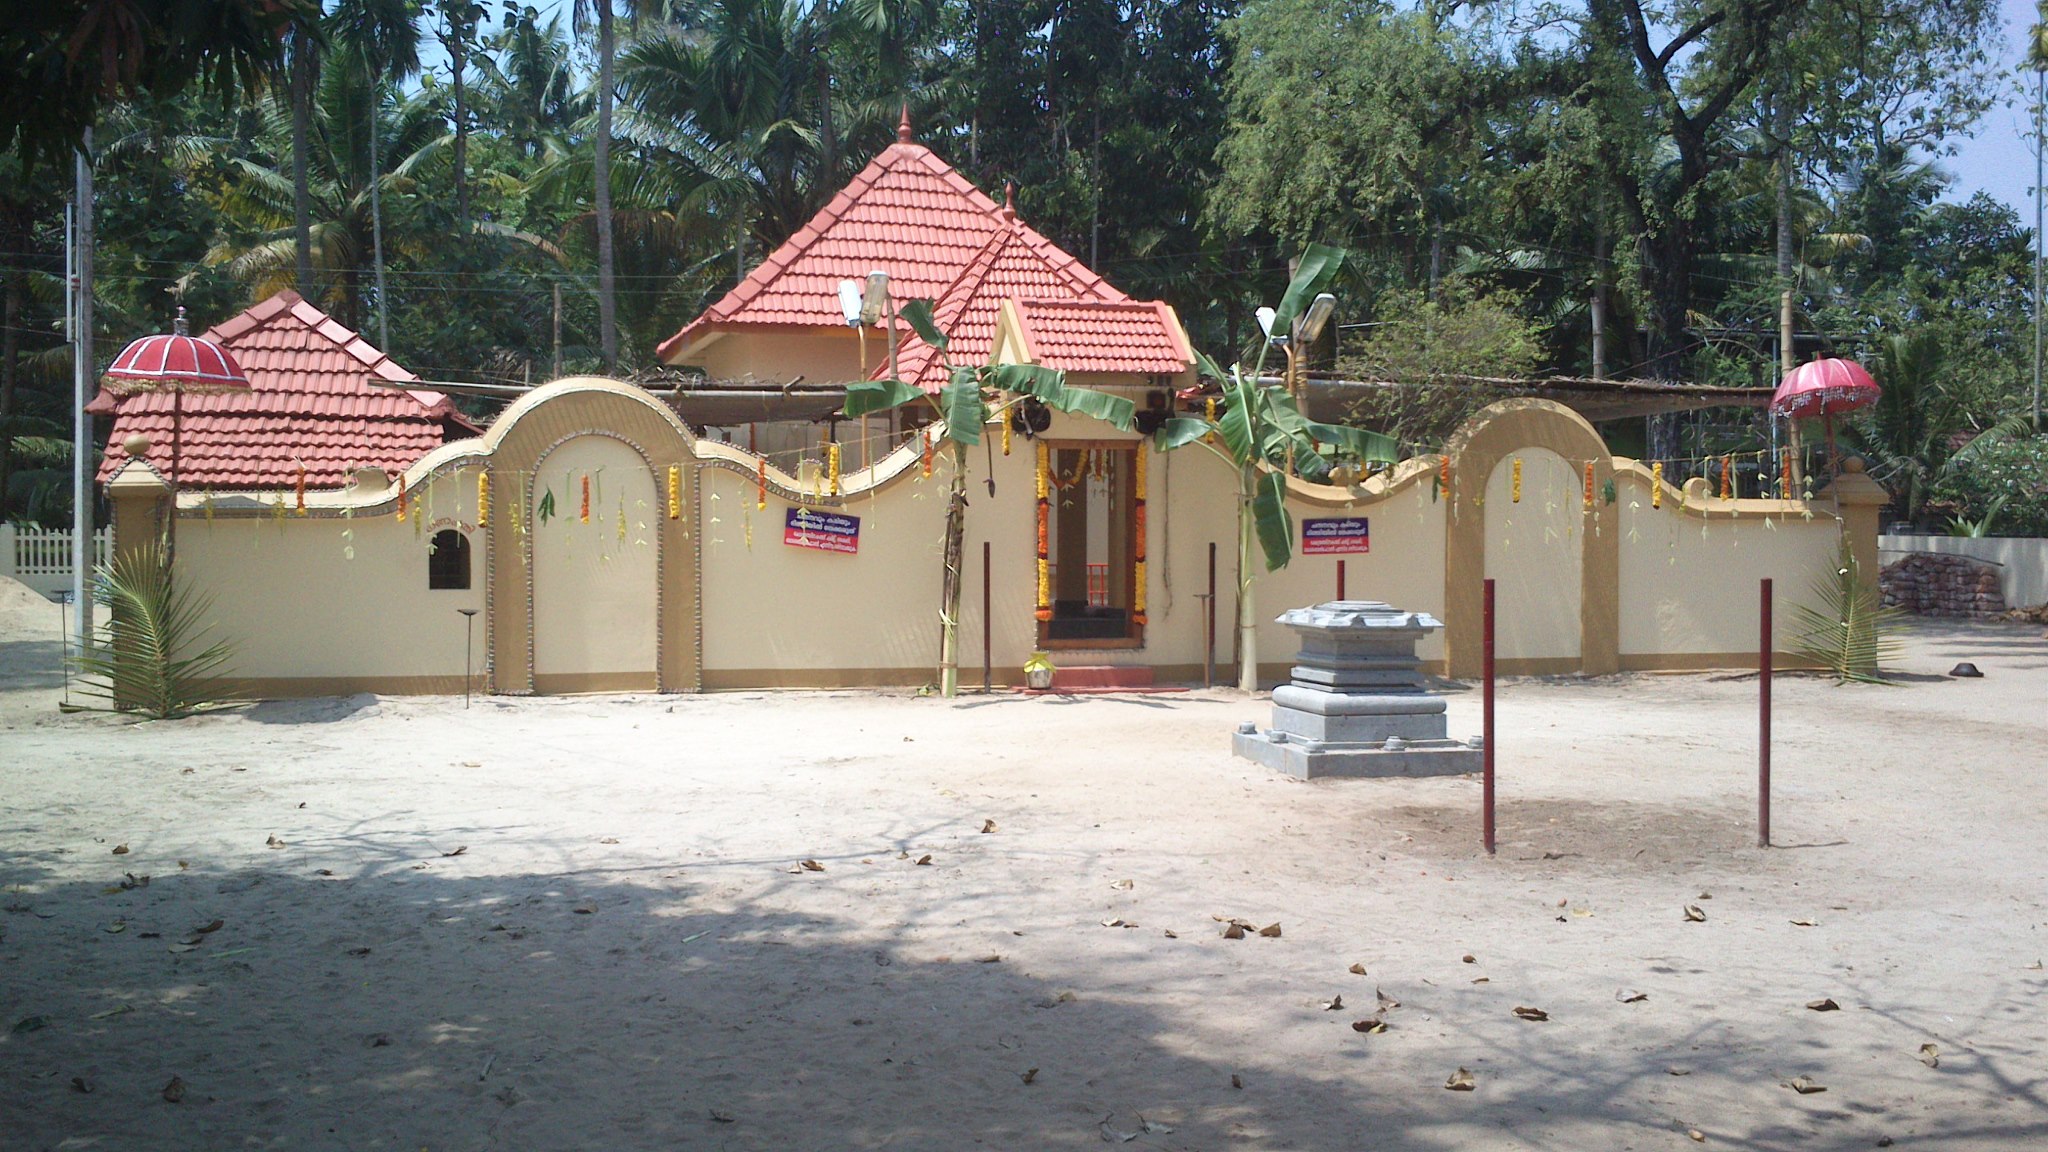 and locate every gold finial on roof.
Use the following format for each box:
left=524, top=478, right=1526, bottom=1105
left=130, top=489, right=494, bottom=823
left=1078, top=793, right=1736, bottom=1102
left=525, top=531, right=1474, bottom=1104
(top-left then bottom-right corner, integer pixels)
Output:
left=898, top=102, right=912, bottom=143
